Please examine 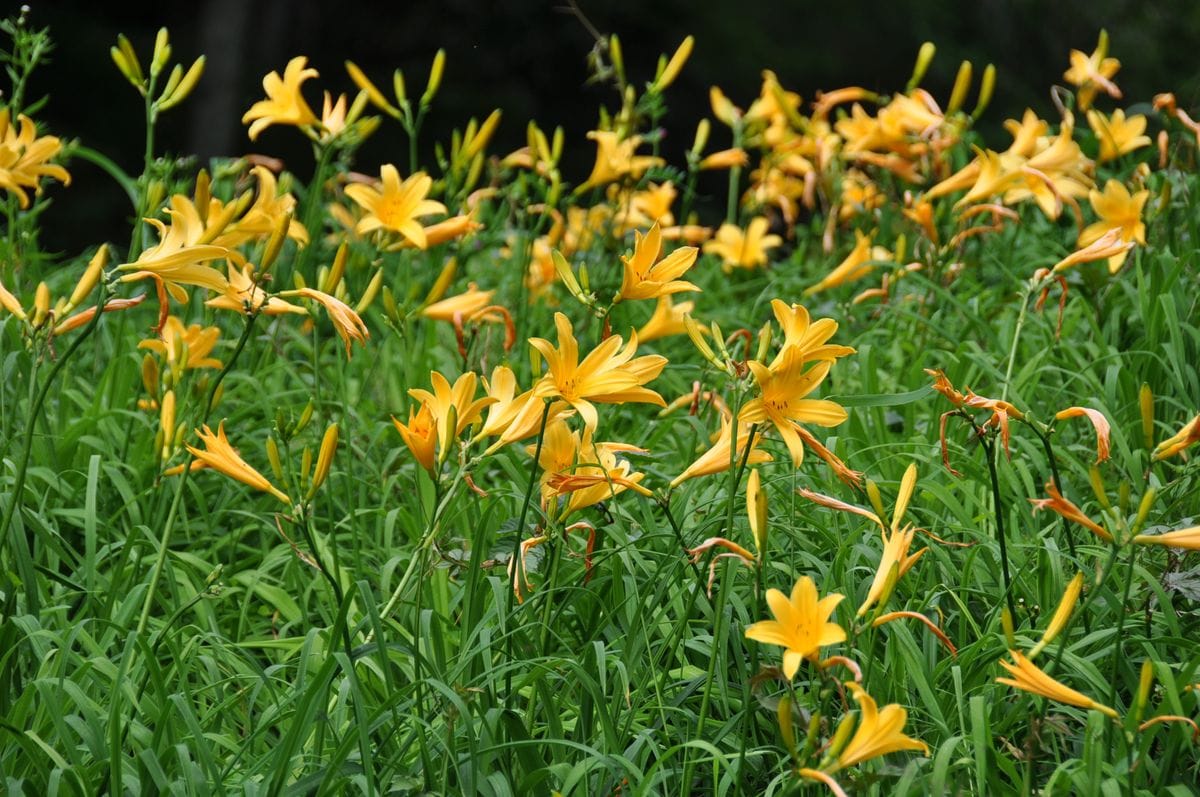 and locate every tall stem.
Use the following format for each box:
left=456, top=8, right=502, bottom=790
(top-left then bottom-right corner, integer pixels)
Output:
left=982, top=435, right=1017, bottom=619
